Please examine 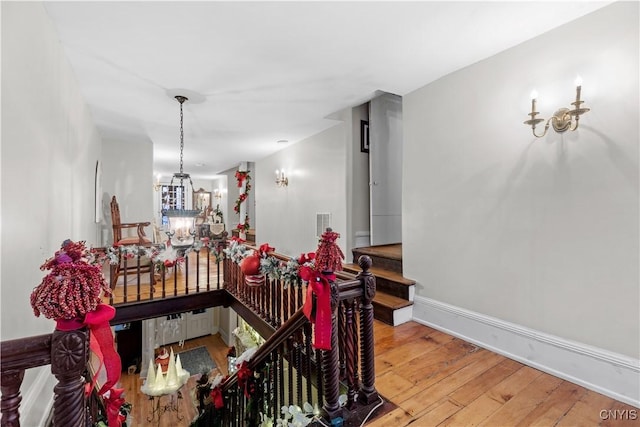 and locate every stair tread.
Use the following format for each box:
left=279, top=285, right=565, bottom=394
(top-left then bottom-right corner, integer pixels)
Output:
left=342, top=263, right=415, bottom=286
left=373, top=291, right=413, bottom=309
left=353, top=244, right=402, bottom=261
